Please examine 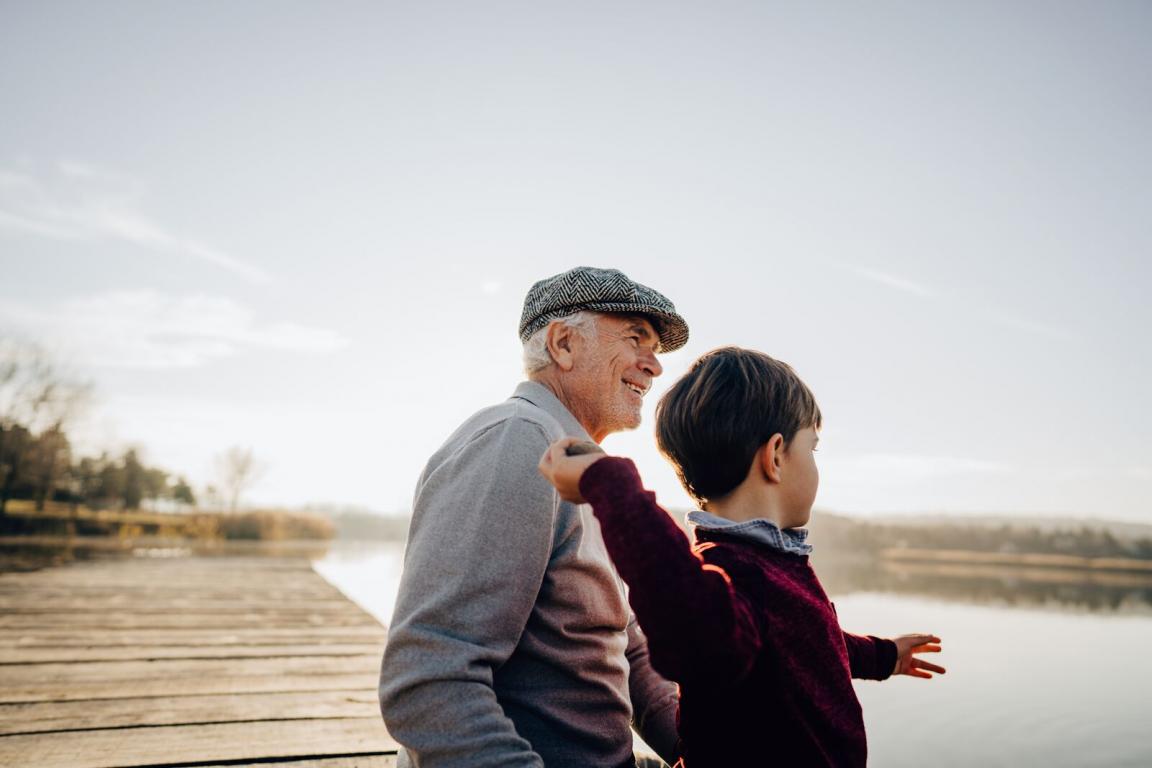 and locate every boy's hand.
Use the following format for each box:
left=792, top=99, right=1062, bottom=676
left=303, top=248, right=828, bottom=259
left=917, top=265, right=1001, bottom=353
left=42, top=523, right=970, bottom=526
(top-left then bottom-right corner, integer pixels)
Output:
left=538, top=438, right=608, bottom=504
left=892, top=634, right=946, bottom=679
